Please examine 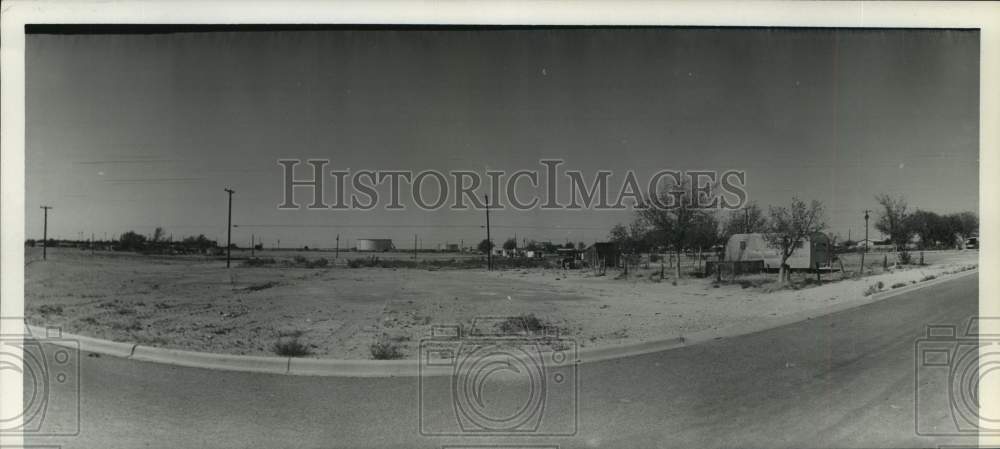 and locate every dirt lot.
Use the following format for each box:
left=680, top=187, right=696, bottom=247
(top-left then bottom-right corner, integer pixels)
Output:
left=24, top=247, right=978, bottom=360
